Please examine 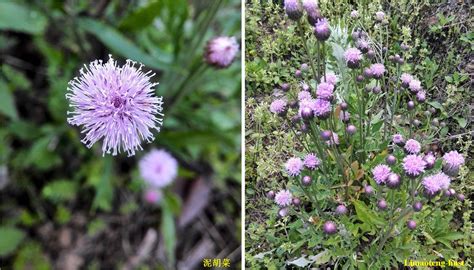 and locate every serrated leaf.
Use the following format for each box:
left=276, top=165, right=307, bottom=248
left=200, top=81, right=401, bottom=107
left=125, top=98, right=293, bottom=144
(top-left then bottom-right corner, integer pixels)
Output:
left=353, top=200, right=385, bottom=228
left=42, top=180, right=77, bottom=202
left=0, top=2, right=47, bottom=34
left=0, top=226, right=25, bottom=257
